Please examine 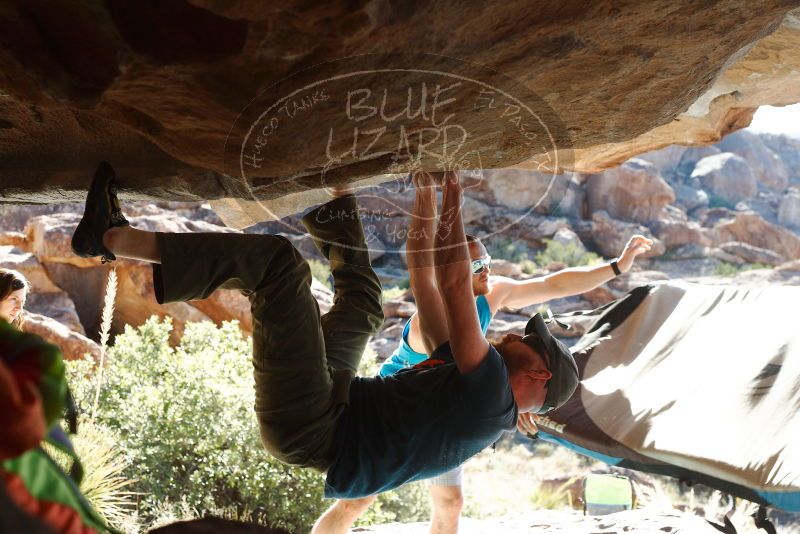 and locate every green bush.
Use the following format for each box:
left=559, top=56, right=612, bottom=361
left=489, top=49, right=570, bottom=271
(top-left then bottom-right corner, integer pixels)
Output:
left=535, top=239, right=600, bottom=268
left=519, top=259, right=538, bottom=275
left=66, top=317, right=434, bottom=532
left=382, top=285, right=408, bottom=301
left=308, top=259, right=332, bottom=289
left=714, top=262, right=770, bottom=277
left=67, top=318, right=326, bottom=533
left=357, top=482, right=430, bottom=526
